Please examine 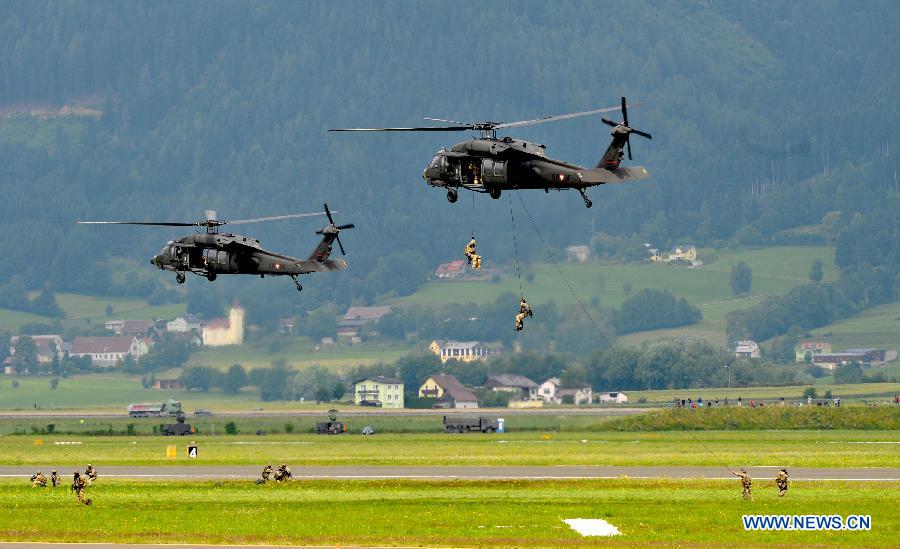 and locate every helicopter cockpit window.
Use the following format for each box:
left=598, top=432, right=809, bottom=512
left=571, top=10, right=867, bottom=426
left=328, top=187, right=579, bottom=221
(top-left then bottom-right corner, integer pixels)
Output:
left=429, top=155, right=441, bottom=169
